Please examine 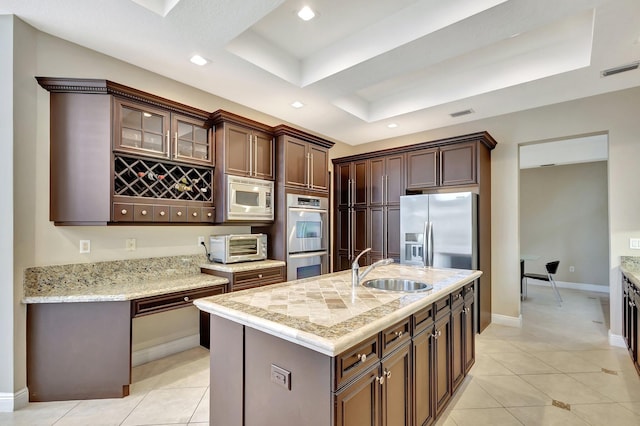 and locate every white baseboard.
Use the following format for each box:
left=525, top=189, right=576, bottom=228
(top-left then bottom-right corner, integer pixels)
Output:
left=0, top=387, right=28, bottom=412
left=608, top=331, right=626, bottom=348
left=132, top=334, right=201, bottom=367
left=526, top=279, right=609, bottom=293
left=491, top=313, right=523, bottom=328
